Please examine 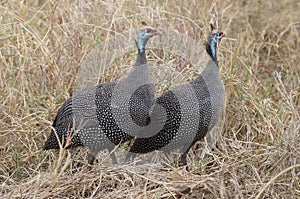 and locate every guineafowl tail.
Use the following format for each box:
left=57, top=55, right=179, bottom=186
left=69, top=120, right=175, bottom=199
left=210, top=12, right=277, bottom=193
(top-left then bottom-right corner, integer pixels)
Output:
left=43, top=126, right=68, bottom=150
